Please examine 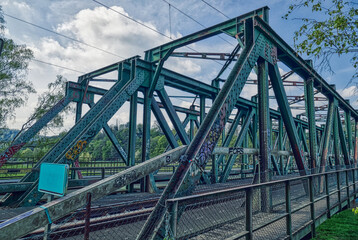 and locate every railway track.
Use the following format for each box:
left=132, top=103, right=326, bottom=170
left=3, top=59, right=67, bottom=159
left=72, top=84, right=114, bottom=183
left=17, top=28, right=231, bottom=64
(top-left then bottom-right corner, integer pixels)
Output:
left=18, top=174, right=304, bottom=239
